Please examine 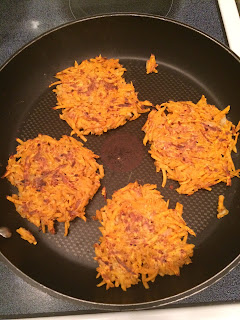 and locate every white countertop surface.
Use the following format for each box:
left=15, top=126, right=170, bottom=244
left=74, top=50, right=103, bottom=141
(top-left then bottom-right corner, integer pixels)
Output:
left=17, top=303, right=240, bottom=320
left=217, top=0, right=240, bottom=56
